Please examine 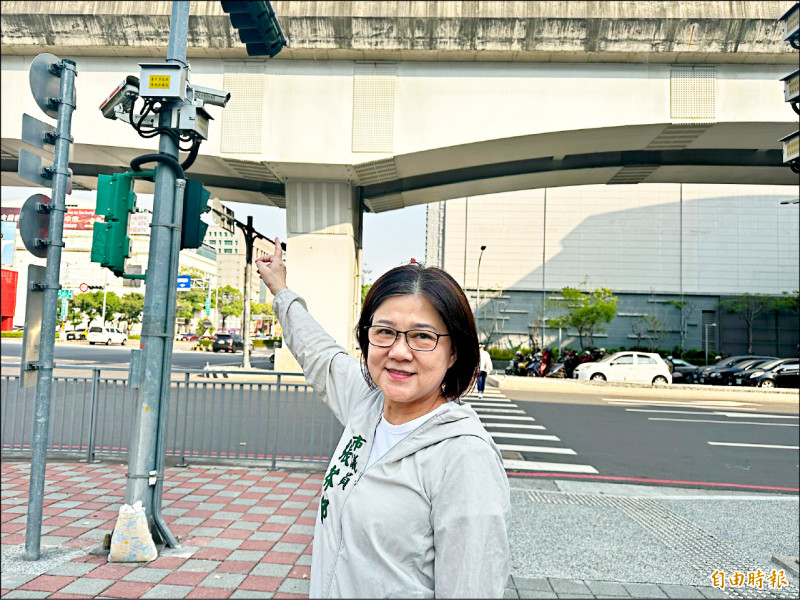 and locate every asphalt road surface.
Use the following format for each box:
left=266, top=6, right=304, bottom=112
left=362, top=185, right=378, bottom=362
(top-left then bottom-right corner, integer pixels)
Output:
left=0, top=339, right=275, bottom=370
left=491, top=385, right=799, bottom=494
